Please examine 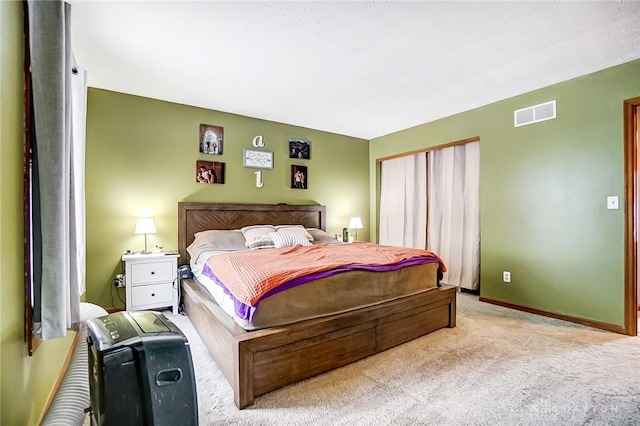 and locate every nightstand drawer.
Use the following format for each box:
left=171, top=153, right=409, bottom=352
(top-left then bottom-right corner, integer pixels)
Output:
left=131, top=283, right=173, bottom=307
left=130, top=261, right=174, bottom=285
